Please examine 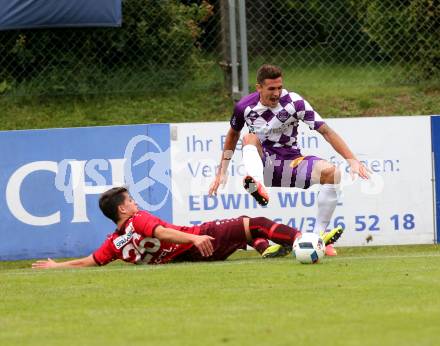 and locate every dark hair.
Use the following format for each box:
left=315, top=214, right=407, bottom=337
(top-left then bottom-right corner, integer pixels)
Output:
left=99, top=187, right=128, bottom=223
left=256, top=64, right=283, bottom=85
